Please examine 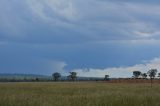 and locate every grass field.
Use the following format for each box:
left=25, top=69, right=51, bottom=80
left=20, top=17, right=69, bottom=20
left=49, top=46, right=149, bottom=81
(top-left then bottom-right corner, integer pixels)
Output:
left=0, top=82, right=160, bottom=106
